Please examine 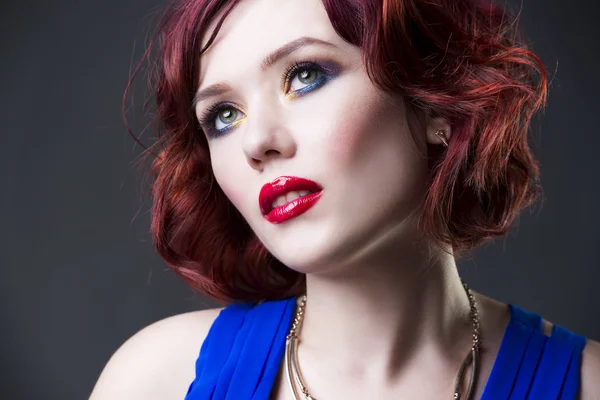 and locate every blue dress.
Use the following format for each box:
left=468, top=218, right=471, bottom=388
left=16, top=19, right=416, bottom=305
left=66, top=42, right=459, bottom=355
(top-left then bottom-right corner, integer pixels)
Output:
left=184, top=296, right=588, bottom=399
